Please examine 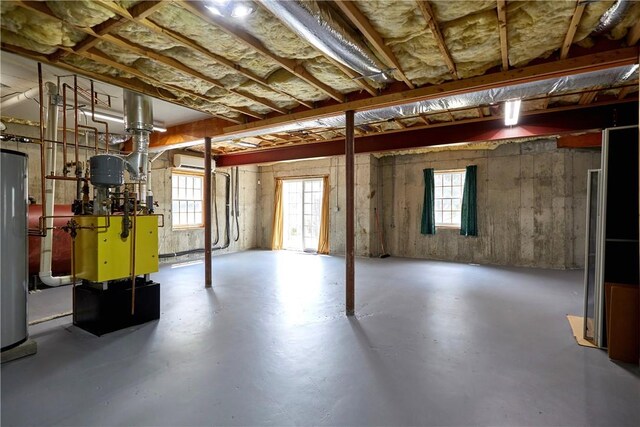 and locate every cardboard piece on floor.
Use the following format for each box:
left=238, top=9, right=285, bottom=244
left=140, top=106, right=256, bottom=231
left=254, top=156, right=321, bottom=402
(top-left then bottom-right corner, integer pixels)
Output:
left=566, top=315, right=598, bottom=348
left=607, top=285, right=639, bottom=364
left=1, top=339, right=37, bottom=364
